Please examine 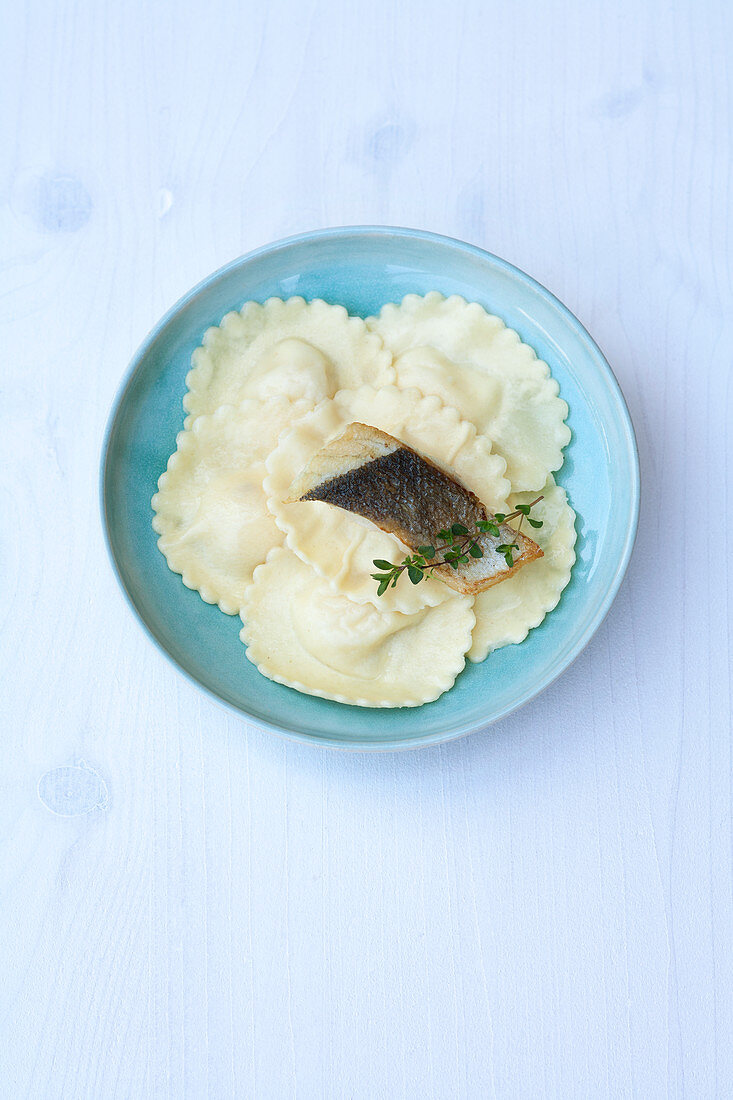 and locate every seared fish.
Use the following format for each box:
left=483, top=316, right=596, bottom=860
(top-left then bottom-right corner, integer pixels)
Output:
left=287, top=423, right=543, bottom=595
